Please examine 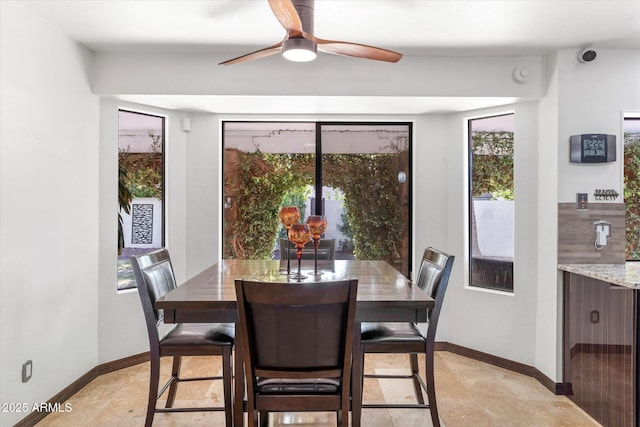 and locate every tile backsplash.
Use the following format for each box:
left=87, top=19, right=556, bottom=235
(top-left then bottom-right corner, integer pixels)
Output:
left=558, top=203, right=626, bottom=264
